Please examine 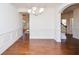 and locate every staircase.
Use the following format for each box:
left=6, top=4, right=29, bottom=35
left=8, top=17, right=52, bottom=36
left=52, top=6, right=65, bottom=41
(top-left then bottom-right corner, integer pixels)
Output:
left=61, top=23, right=73, bottom=43
left=61, top=23, right=67, bottom=40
